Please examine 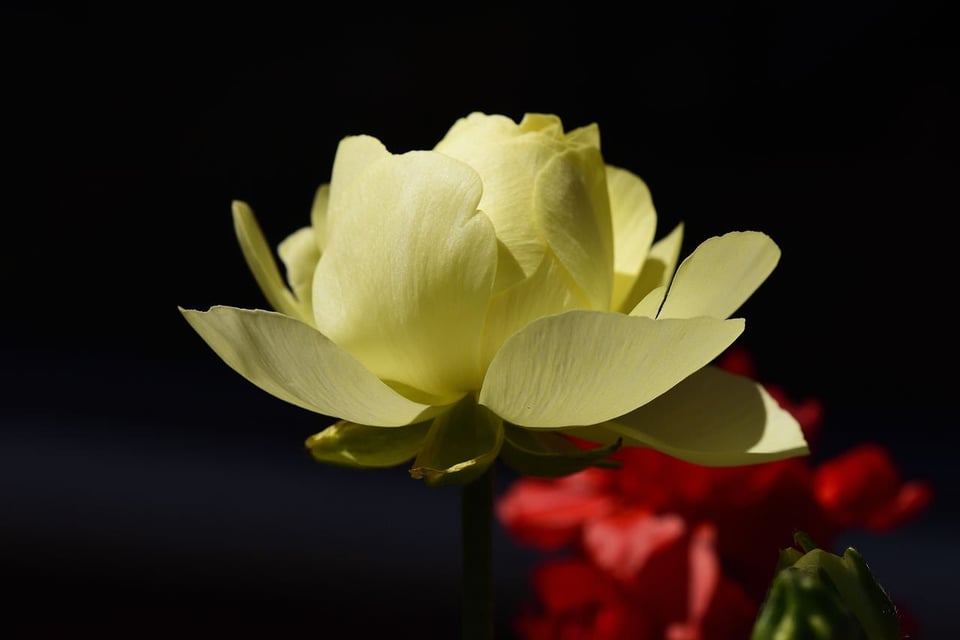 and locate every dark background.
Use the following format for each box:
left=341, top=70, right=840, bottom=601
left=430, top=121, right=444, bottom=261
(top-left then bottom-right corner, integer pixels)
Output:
left=2, top=4, right=957, bottom=637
